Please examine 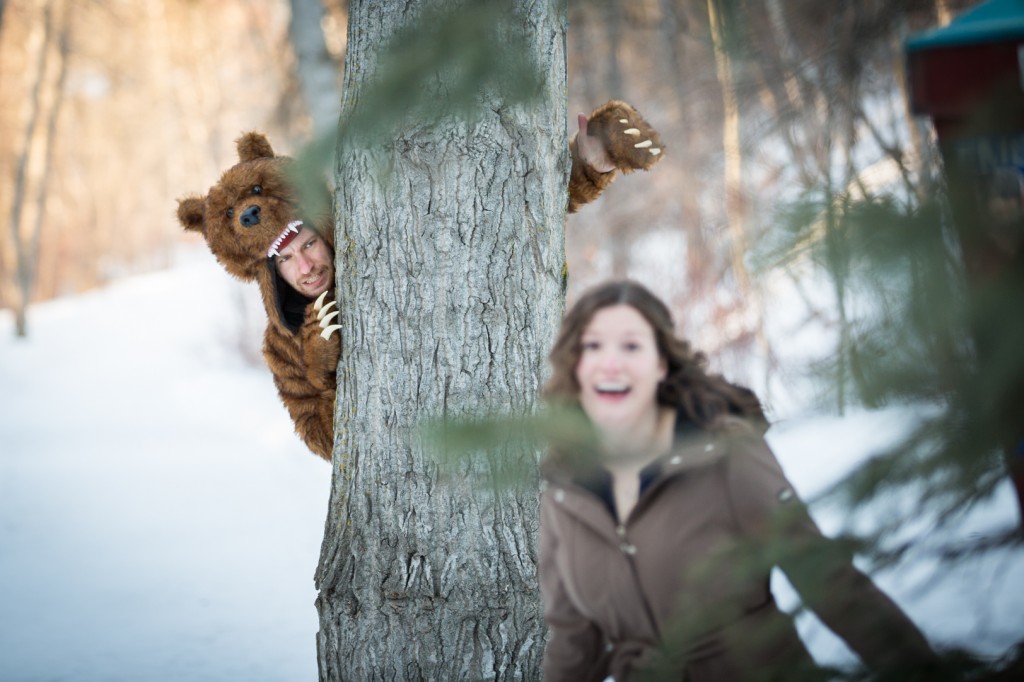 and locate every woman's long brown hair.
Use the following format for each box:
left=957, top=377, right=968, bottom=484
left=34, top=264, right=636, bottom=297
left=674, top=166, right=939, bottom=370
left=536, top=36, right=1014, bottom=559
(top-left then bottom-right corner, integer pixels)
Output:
left=543, top=280, right=766, bottom=432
